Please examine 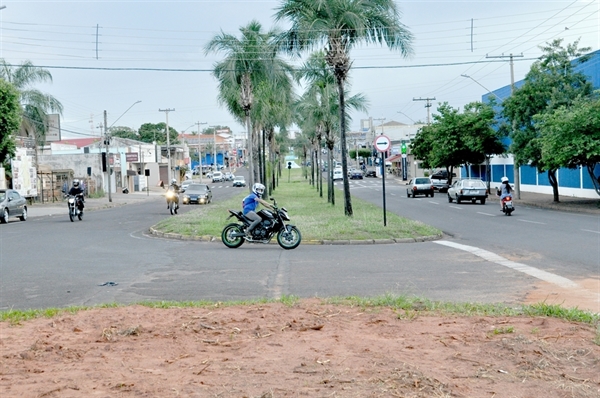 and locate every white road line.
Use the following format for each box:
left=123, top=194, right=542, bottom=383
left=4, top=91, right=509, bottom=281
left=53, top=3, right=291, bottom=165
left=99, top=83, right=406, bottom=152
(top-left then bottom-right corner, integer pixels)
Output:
left=477, top=212, right=496, bottom=217
left=434, top=240, right=579, bottom=289
left=449, top=206, right=462, bottom=210
left=429, top=201, right=439, bottom=205
left=518, top=219, right=546, bottom=225
left=582, top=229, right=600, bottom=234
